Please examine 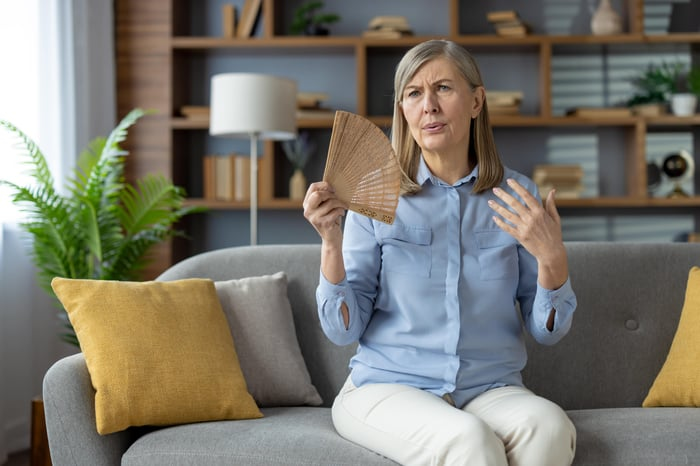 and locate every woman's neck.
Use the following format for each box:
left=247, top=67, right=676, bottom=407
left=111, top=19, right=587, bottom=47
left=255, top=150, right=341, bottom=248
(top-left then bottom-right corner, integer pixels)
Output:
left=423, top=149, right=472, bottom=185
